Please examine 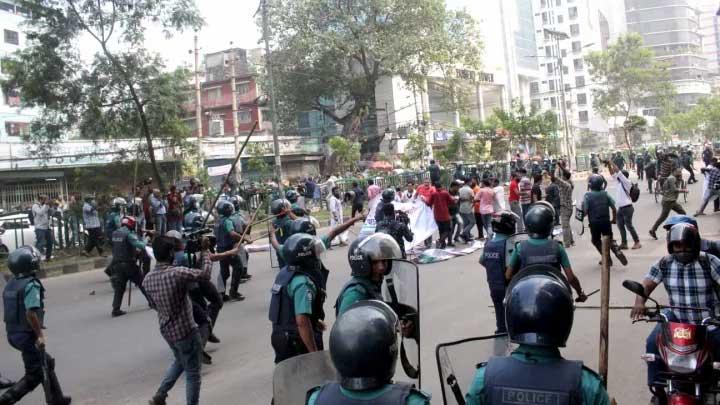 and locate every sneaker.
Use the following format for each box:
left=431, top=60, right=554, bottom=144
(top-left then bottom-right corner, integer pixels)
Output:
left=148, top=399, right=166, bottom=405
left=208, top=333, right=221, bottom=344
left=619, top=243, right=629, bottom=250
left=695, top=212, right=705, bottom=216
left=228, top=293, right=245, bottom=302
left=222, top=294, right=230, bottom=302
left=649, top=230, right=658, bottom=240
left=49, top=397, right=72, bottom=405
left=241, top=274, right=252, bottom=280
left=632, top=242, right=642, bottom=250
left=202, top=351, right=212, bottom=365
left=111, top=310, right=126, bottom=318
